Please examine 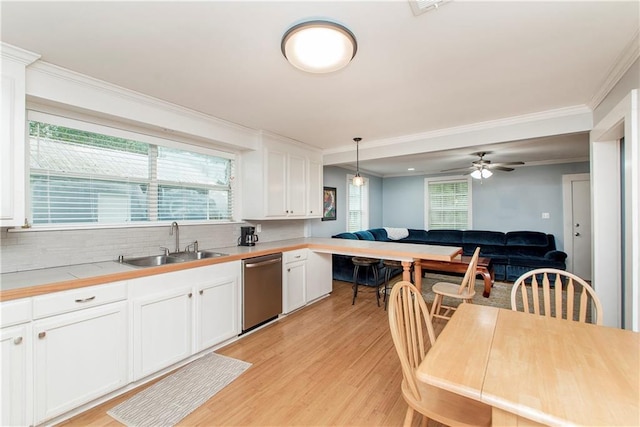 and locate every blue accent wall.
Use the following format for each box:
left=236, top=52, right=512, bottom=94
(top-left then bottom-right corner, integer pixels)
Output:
left=380, top=162, right=590, bottom=250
